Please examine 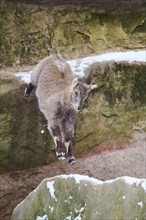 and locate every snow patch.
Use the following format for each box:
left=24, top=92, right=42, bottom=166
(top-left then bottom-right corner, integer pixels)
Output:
left=75, top=205, right=86, bottom=214
left=48, top=205, right=54, bottom=213
left=64, top=216, right=72, bottom=220
left=68, top=50, right=146, bottom=76
left=74, top=215, right=82, bottom=220
left=60, top=174, right=146, bottom=192
left=123, top=176, right=146, bottom=192
left=138, top=201, right=143, bottom=208
left=46, top=181, right=57, bottom=201
left=36, top=214, right=48, bottom=220
left=60, top=174, right=103, bottom=185
left=15, top=50, right=146, bottom=83
left=15, top=71, right=31, bottom=84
